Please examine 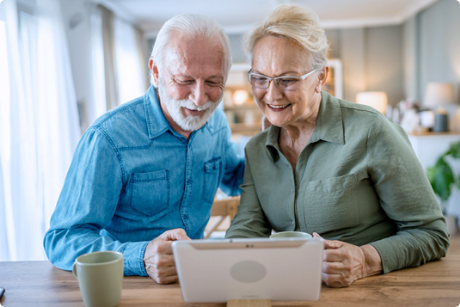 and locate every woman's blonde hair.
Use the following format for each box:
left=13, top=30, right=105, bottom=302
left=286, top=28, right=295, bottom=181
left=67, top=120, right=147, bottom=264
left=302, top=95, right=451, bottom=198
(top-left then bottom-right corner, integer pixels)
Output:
left=243, top=4, right=328, bottom=70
